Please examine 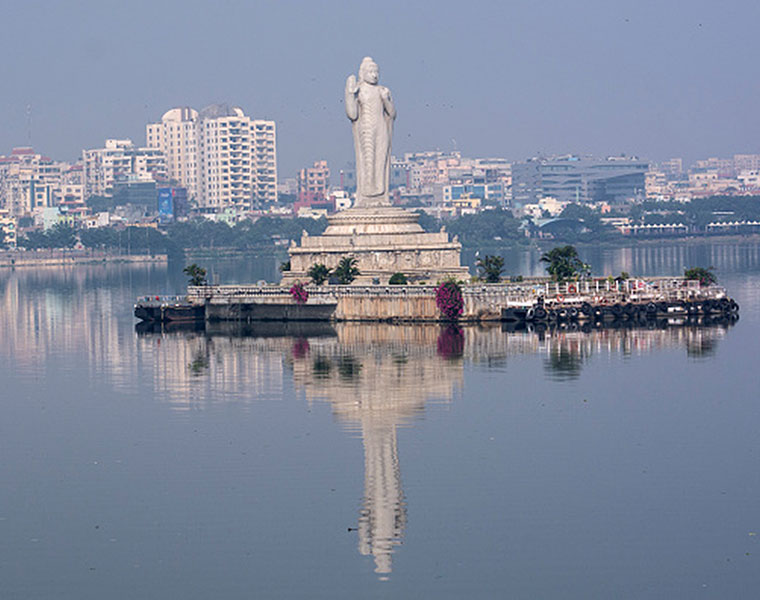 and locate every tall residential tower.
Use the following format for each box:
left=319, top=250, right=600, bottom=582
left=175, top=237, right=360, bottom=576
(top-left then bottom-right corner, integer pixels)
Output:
left=146, top=104, right=277, bottom=210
